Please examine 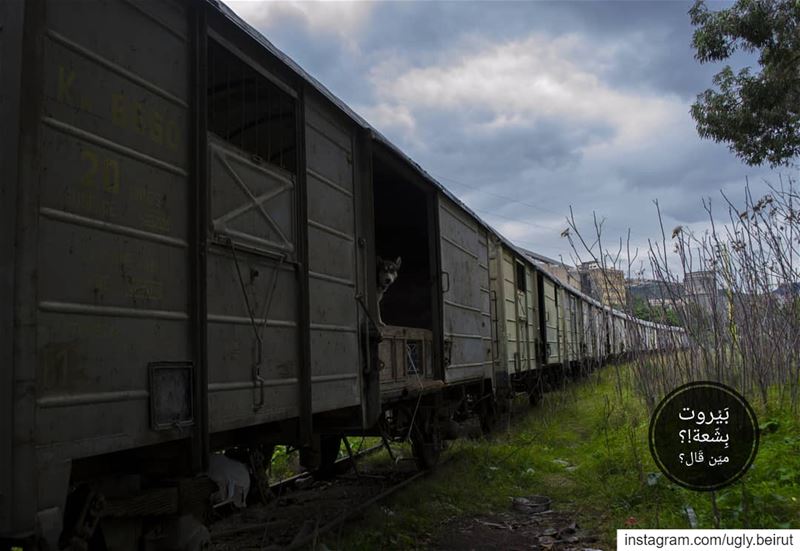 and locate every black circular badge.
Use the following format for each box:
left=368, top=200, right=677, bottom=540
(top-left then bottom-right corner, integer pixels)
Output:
left=648, top=381, right=759, bottom=491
